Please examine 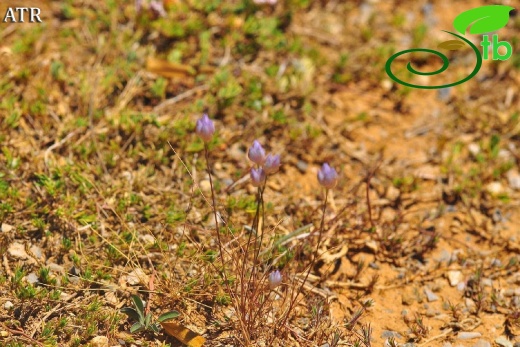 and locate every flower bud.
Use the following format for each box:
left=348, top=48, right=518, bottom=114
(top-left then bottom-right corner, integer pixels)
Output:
left=250, top=167, right=266, bottom=187
left=317, top=163, right=338, bottom=189
left=195, top=114, right=215, bottom=143
left=263, top=154, right=281, bottom=174
left=268, top=270, right=282, bottom=290
left=248, top=140, right=266, bottom=165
